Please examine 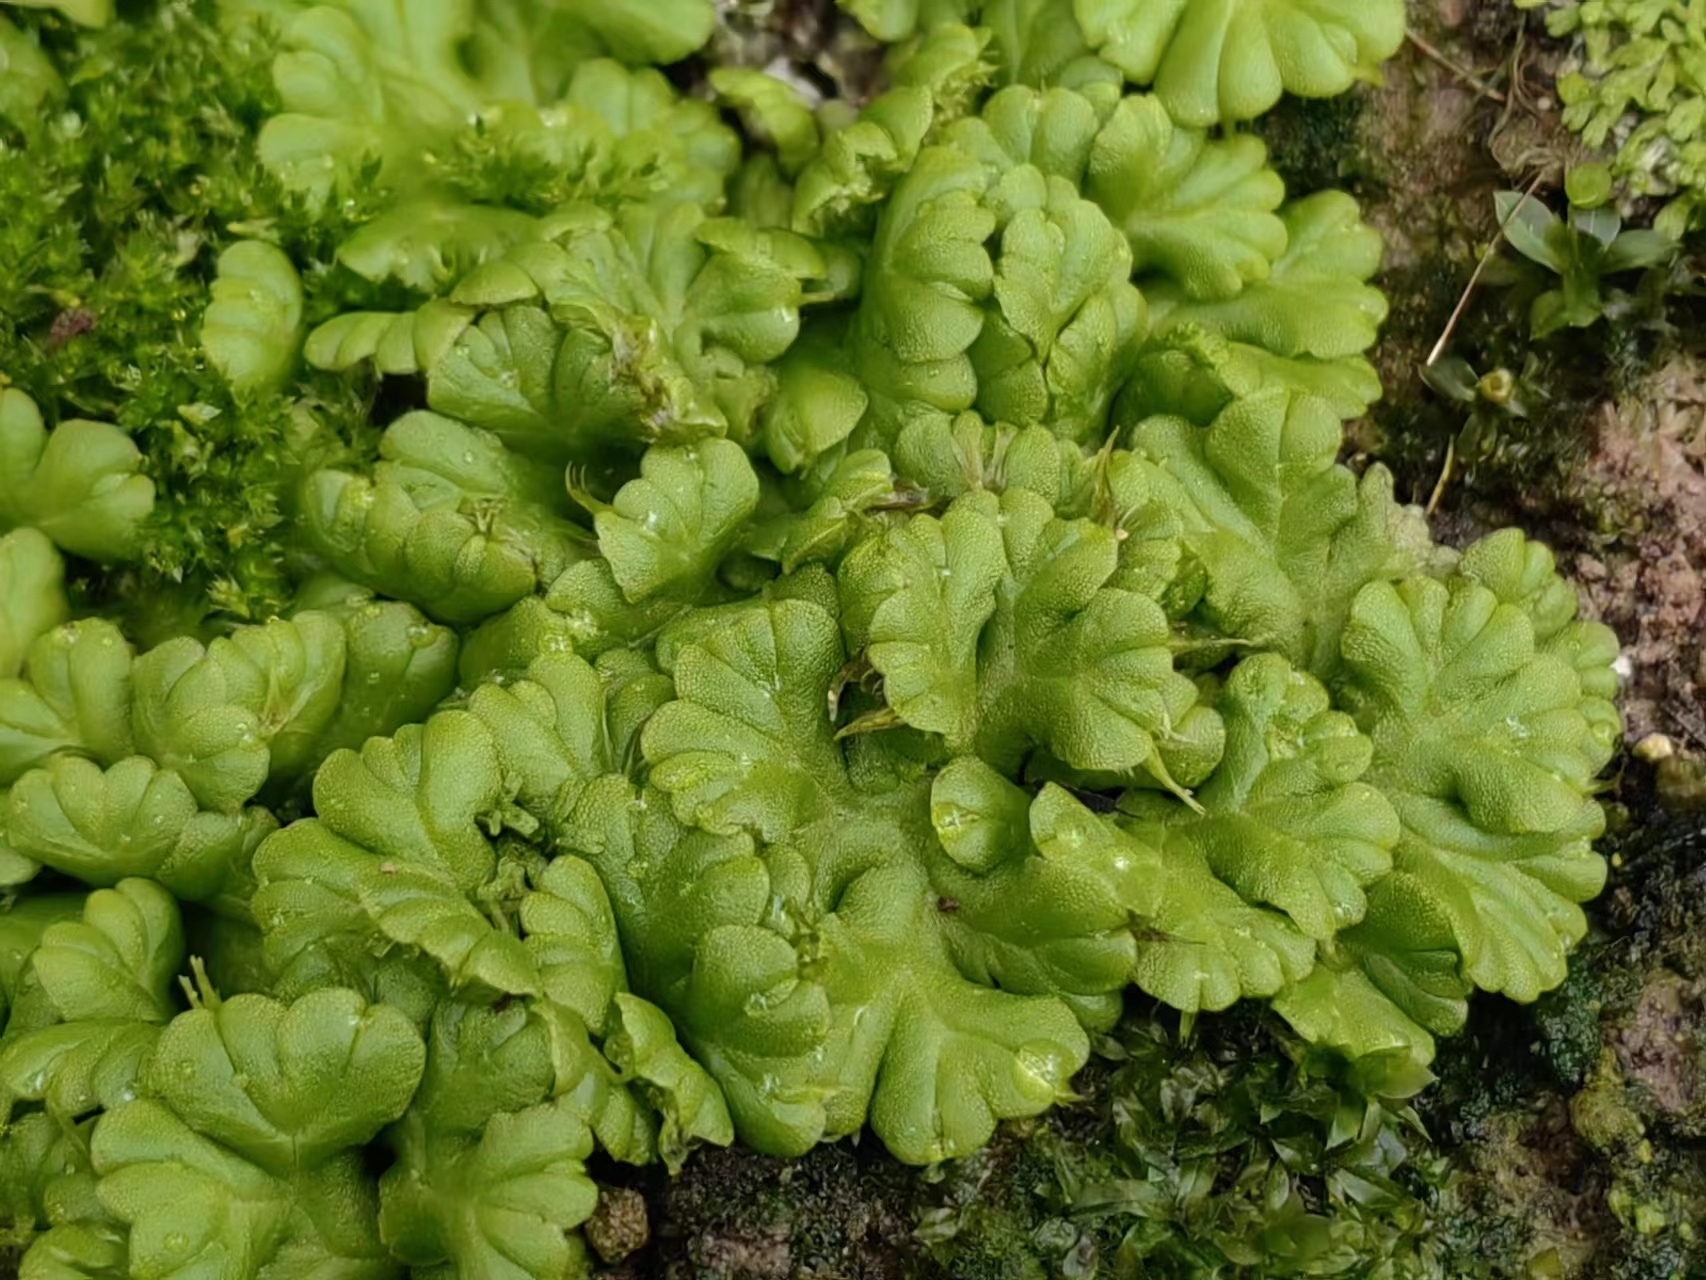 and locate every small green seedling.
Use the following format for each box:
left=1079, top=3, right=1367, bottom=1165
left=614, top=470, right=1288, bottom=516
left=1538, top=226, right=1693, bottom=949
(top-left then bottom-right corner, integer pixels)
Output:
left=1422, top=356, right=1531, bottom=419
left=1420, top=352, right=1554, bottom=495
left=1495, top=187, right=1679, bottom=337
